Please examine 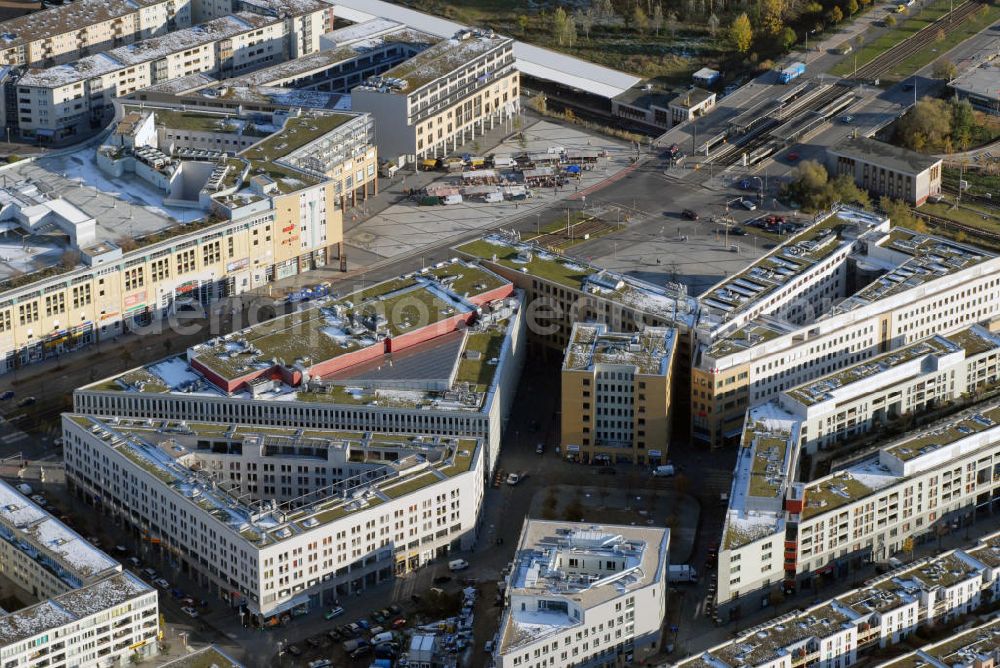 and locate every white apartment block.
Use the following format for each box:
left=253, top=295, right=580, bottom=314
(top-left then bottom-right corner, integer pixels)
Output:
left=0, top=480, right=159, bottom=666
left=0, top=0, right=191, bottom=67
left=15, top=12, right=288, bottom=142
left=682, top=542, right=997, bottom=668
left=693, top=208, right=1000, bottom=447
left=781, top=324, right=1000, bottom=453
left=718, top=393, right=1000, bottom=607
left=494, top=521, right=669, bottom=668
left=351, top=29, right=520, bottom=162
left=876, top=618, right=1000, bottom=668
left=73, top=262, right=526, bottom=477
left=62, top=416, right=487, bottom=620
